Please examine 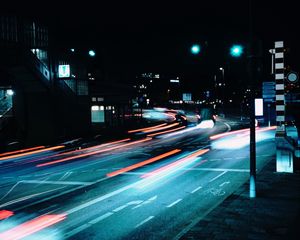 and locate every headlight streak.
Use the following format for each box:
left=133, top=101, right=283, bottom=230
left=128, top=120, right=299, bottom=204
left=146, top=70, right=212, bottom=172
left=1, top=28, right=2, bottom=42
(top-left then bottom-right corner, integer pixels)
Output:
left=211, top=126, right=276, bottom=150
left=135, top=149, right=209, bottom=189
left=36, top=138, right=152, bottom=167
left=106, top=149, right=182, bottom=177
